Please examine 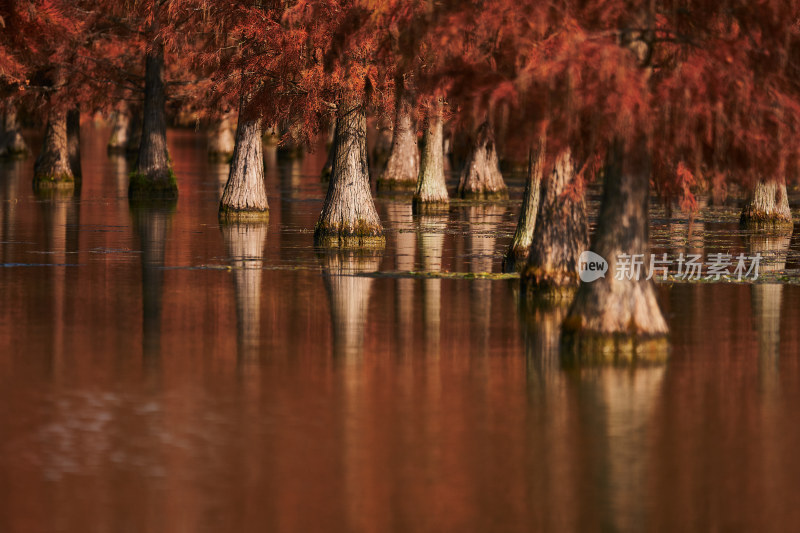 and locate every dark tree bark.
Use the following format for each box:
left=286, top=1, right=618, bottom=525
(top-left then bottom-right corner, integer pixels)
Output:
left=208, top=113, right=236, bottom=162
left=740, top=178, right=792, bottom=228
left=377, top=80, right=419, bottom=191
left=67, top=107, right=81, bottom=179
left=277, top=121, right=304, bottom=159
left=130, top=39, right=176, bottom=199
left=314, top=94, right=384, bottom=248
left=370, top=113, right=393, bottom=175
left=219, top=97, right=269, bottom=222
left=503, top=137, right=545, bottom=272
left=563, top=137, right=669, bottom=361
left=0, top=107, right=29, bottom=158
left=321, top=121, right=336, bottom=181
left=522, top=149, right=589, bottom=298
left=33, top=108, right=74, bottom=190
left=413, top=98, right=449, bottom=213
left=457, top=121, right=508, bottom=199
